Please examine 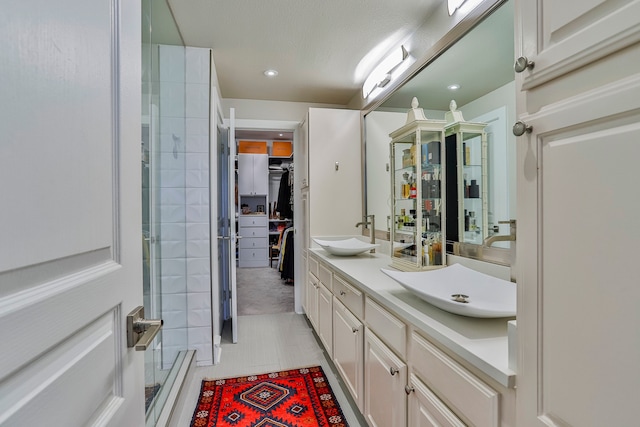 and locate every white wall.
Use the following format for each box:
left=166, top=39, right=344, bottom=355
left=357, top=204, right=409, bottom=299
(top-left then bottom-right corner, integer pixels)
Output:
left=224, top=98, right=346, bottom=122
left=460, top=80, right=516, bottom=220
